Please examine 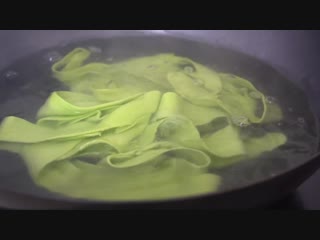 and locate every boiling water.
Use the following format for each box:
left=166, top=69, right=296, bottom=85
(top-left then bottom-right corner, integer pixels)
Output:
left=0, top=36, right=318, bottom=200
